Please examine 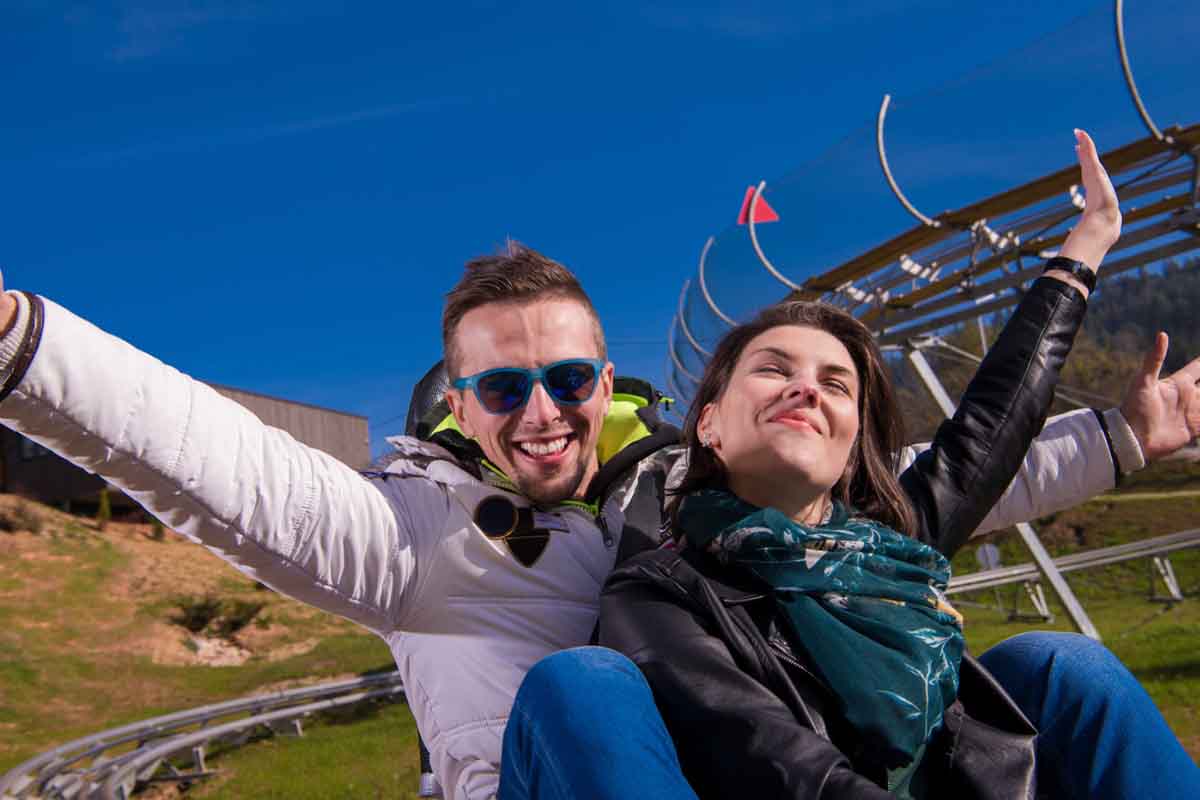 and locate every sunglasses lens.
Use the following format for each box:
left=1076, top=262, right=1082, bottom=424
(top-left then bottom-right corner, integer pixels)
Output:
left=477, top=371, right=530, bottom=413
left=545, top=361, right=597, bottom=404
